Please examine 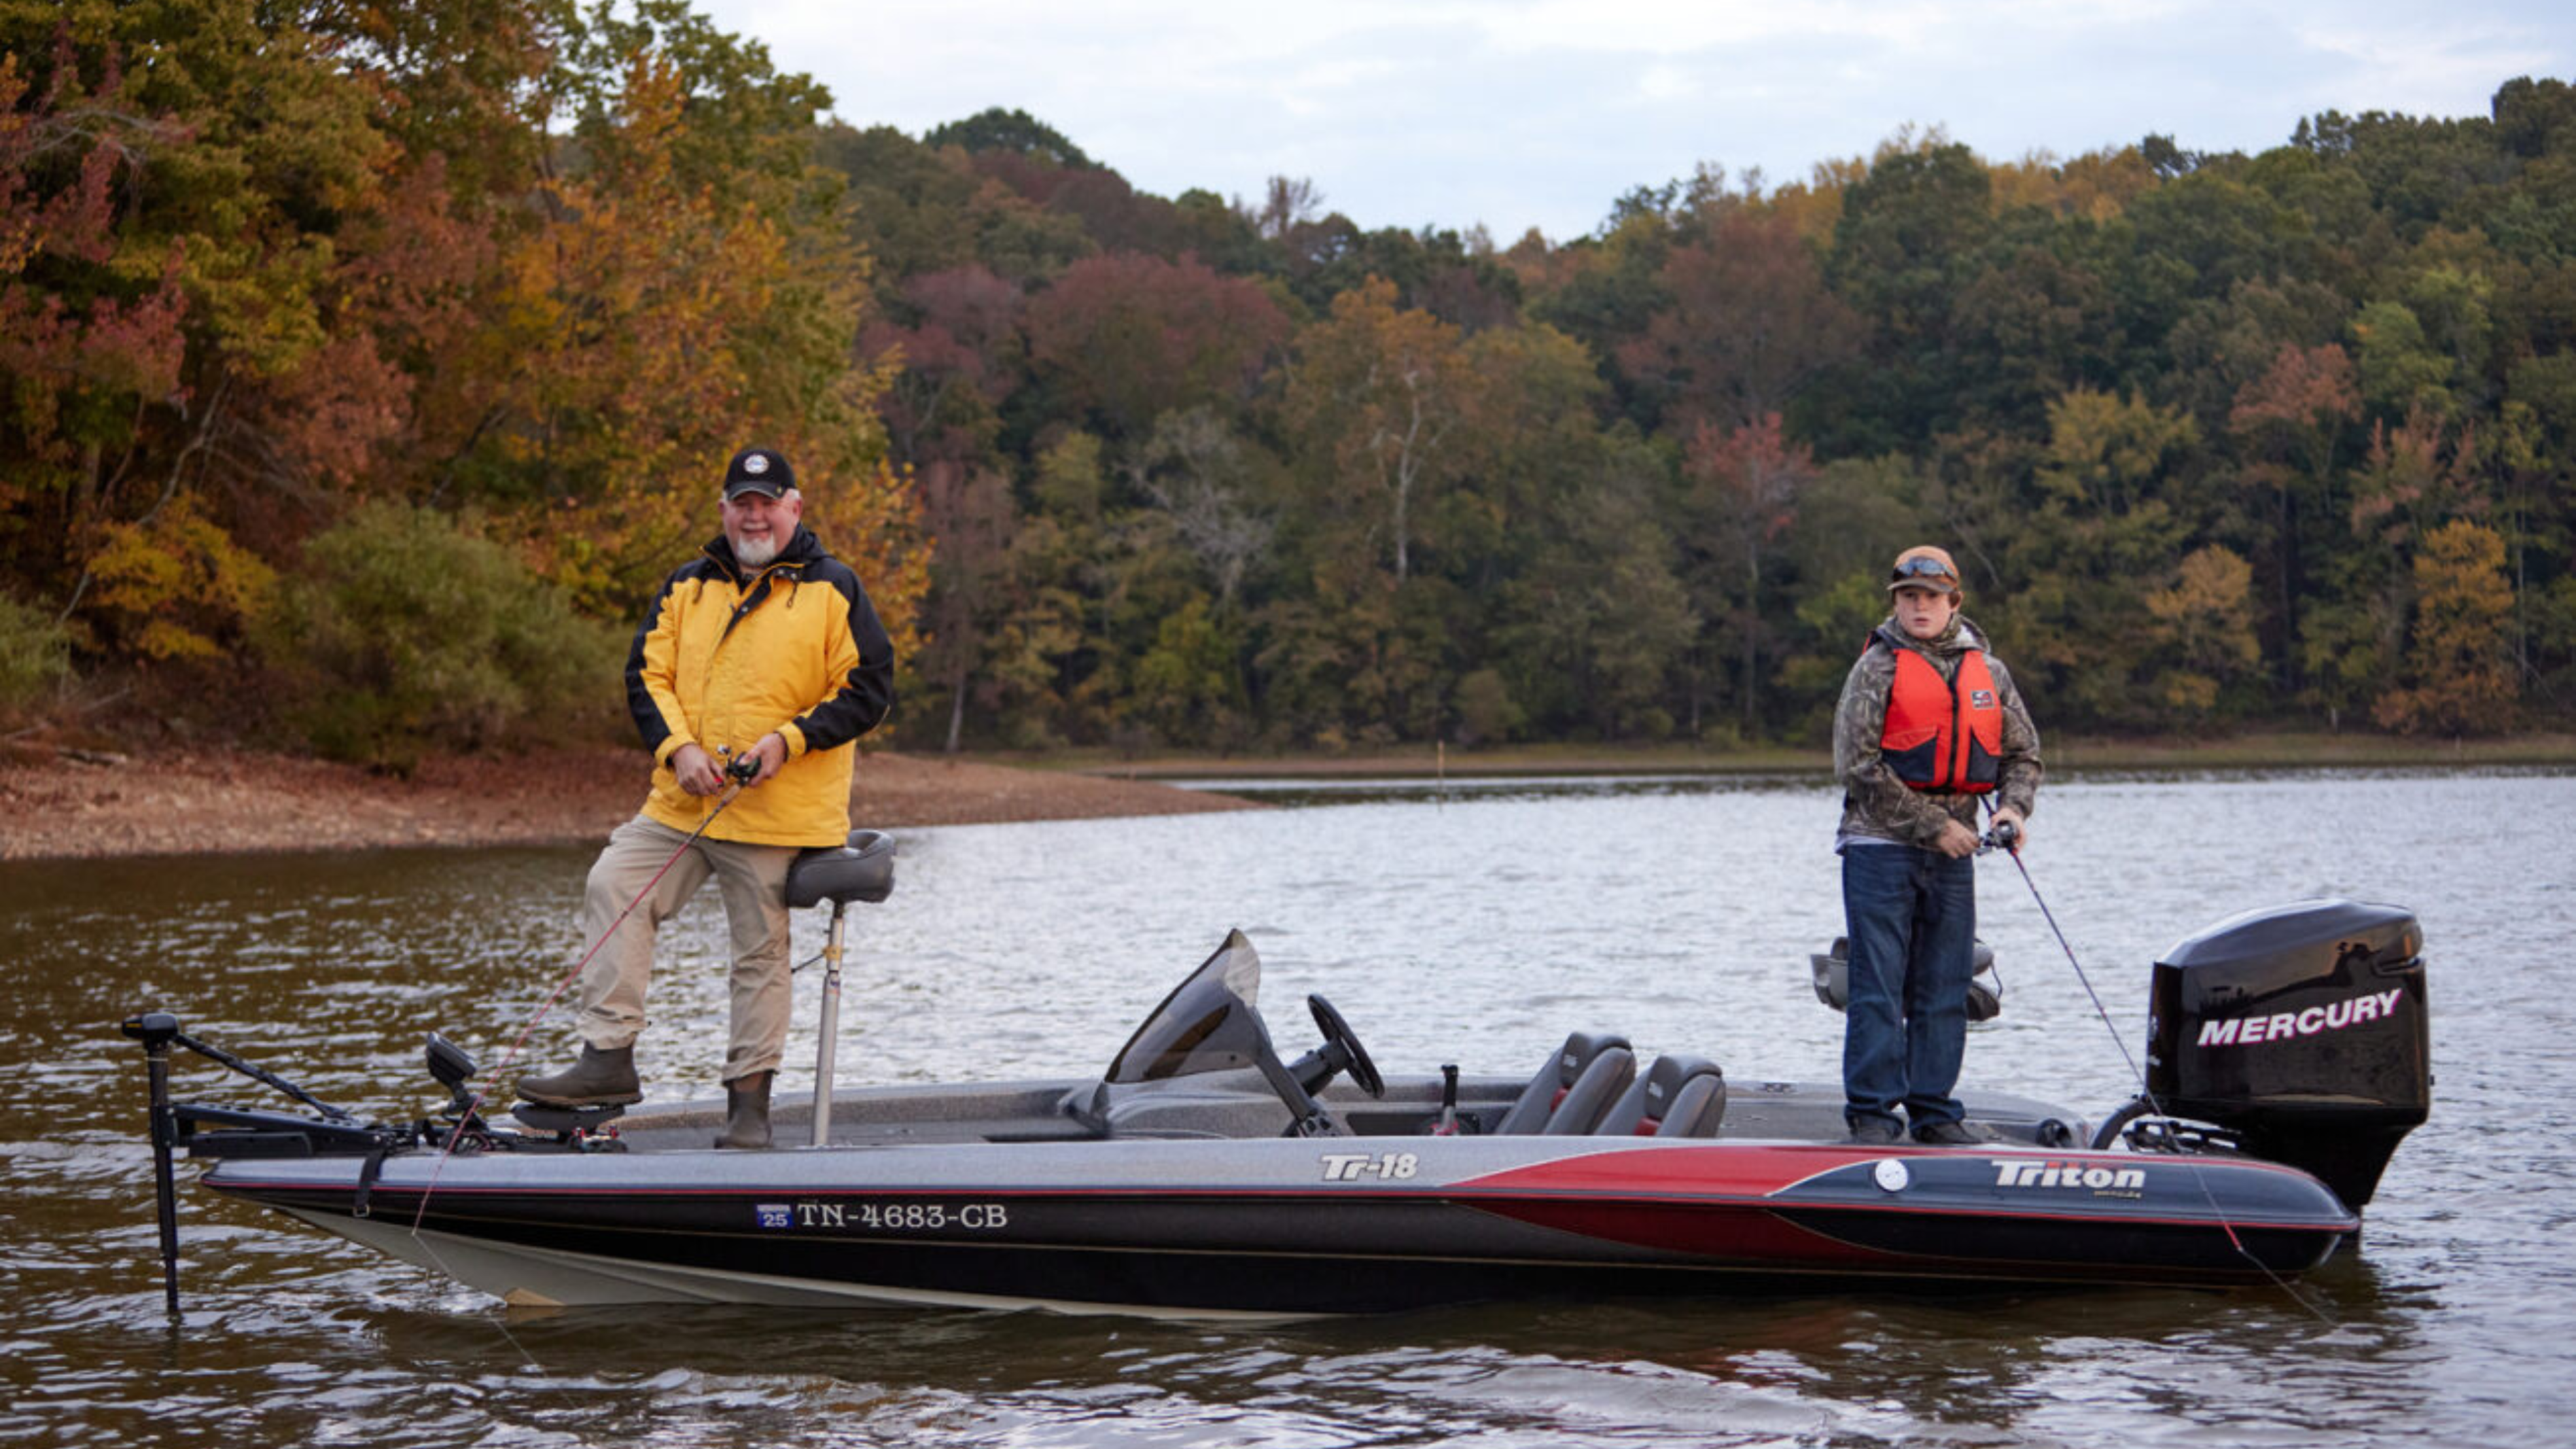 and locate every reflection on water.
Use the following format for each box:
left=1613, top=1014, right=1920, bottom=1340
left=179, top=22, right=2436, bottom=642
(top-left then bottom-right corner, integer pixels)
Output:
left=2, top=769, right=2570, bottom=1447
